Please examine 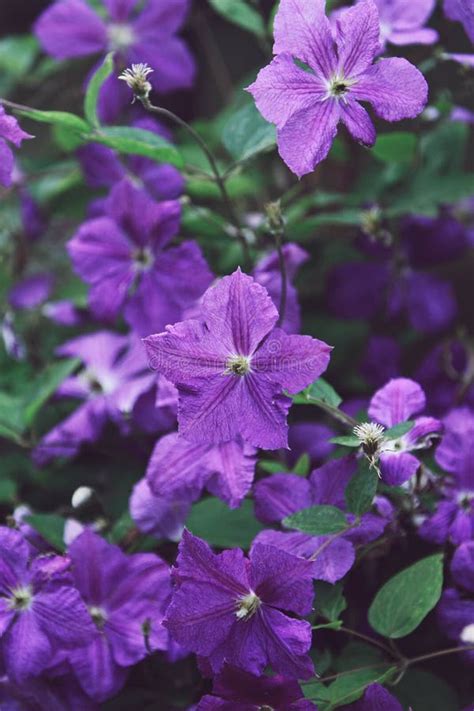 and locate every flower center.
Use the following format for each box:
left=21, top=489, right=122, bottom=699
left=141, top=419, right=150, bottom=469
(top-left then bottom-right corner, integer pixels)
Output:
left=225, top=355, right=251, bottom=377
left=107, top=23, right=136, bottom=52
left=8, top=585, right=33, bottom=612
left=89, top=605, right=108, bottom=629
left=327, top=74, right=356, bottom=100
left=235, top=590, right=261, bottom=621
left=457, top=491, right=474, bottom=510
left=133, top=247, right=154, bottom=271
